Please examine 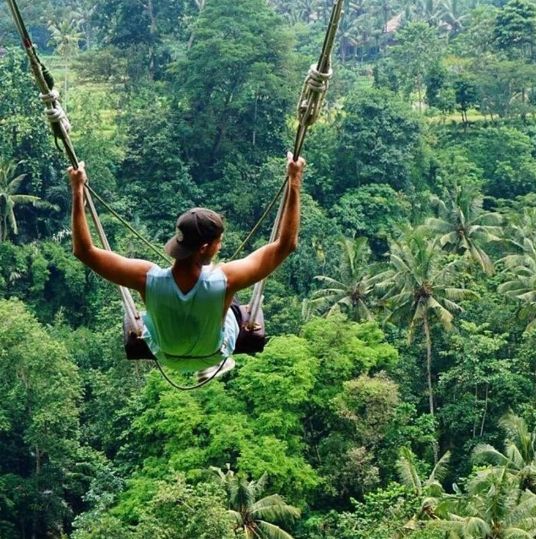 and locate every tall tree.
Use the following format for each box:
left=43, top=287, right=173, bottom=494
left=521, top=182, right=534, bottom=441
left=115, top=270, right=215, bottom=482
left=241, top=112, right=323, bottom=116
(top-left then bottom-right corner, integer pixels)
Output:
left=388, top=21, right=443, bottom=111
left=0, top=161, right=50, bottom=242
left=309, top=236, right=378, bottom=321
left=334, top=87, right=423, bottom=191
left=494, top=0, right=536, bottom=61
left=47, top=18, right=84, bottom=108
left=499, top=237, right=536, bottom=330
left=172, top=0, right=297, bottom=182
left=378, top=229, right=476, bottom=417
left=0, top=299, right=85, bottom=537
